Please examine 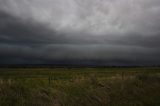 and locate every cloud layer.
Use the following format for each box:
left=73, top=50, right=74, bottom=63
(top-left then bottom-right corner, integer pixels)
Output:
left=0, top=0, right=160, bottom=65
